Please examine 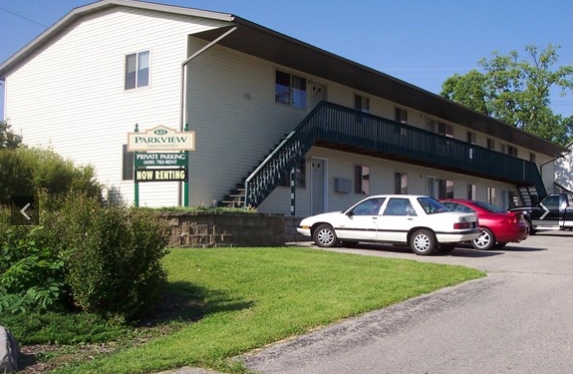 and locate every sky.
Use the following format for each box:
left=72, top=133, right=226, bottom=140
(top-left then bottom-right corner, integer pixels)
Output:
left=0, top=0, right=571, bottom=120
